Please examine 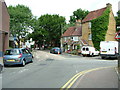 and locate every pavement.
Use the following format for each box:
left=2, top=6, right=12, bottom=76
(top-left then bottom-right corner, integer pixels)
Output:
left=72, top=67, right=119, bottom=89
